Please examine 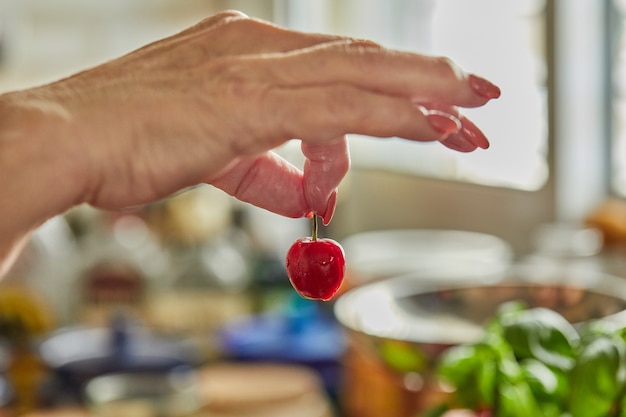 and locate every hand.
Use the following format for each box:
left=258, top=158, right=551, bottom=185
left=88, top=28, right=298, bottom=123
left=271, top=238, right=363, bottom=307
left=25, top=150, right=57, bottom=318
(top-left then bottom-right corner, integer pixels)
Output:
left=0, top=11, right=499, bottom=274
